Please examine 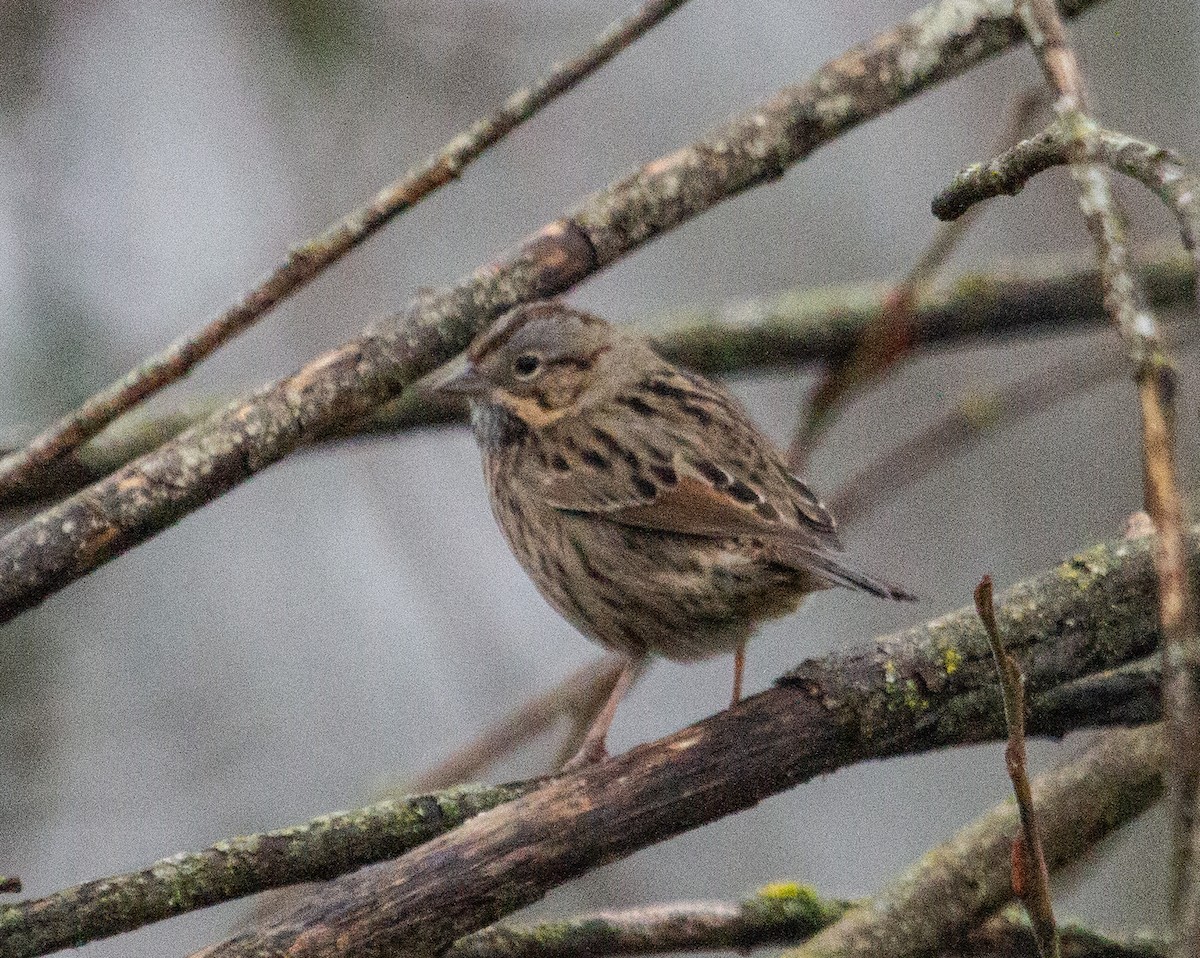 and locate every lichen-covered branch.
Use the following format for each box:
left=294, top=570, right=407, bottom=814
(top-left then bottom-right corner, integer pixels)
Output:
left=445, top=886, right=851, bottom=958
left=779, top=724, right=1164, bottom=958
left=183, top=527, right=1184, bottom=958
left=3, top=244, right=1188, bottom=515
left=0, top=785, right=530, bottom=958
left=0, top=0, right=1109, bottom=627
left=448, top=844, right=1167, bottom=958
left=0, top=0, right=694, bottom=503
left=3, top=526, right=1184, bottom=958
